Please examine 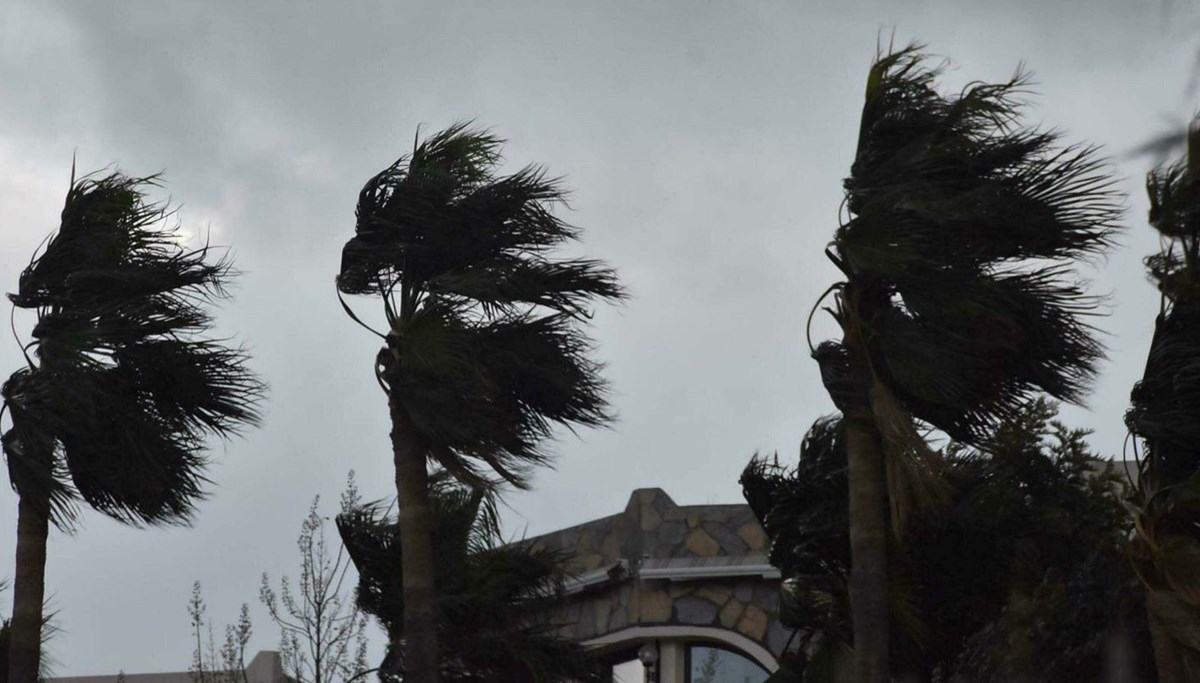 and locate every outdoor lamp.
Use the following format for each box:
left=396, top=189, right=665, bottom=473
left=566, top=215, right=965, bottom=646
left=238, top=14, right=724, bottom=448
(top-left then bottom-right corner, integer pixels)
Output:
left=638, top=642, right=659, bottom=666
left=638, top=641, right=660, bottom=683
